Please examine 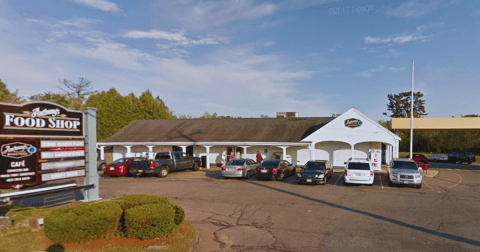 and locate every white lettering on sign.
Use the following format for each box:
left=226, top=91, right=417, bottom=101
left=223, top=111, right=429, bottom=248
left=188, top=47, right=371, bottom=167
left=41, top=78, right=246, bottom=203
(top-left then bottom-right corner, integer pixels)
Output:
left=41, top=150, right=85, bottom=159
left=30, top=107, right=60, bottom=118
left=11, top=160, right=26, bottom=167
left=4, top=113, right=80, bottom=131
left=41, top=169, right=85, bottom=181
left=19, top=172, right=35, bottom=176
left=41, top=159, right=85, bottom=170
left=40, top=140, right=84, bottom=148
